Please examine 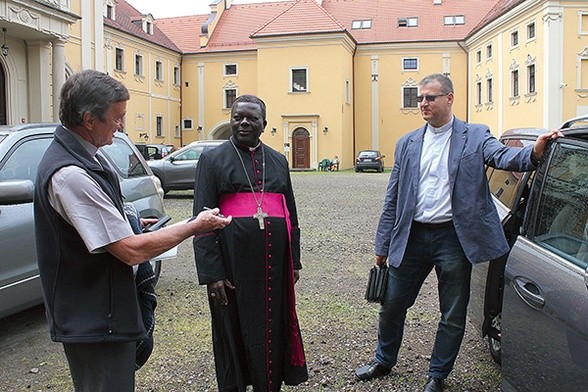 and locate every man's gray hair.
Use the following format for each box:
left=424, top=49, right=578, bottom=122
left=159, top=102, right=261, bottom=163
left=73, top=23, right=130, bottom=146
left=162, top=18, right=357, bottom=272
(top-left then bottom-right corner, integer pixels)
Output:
left=59, top=70, right=130, bottom=128
left=419, top=74, right=454, bottom=94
